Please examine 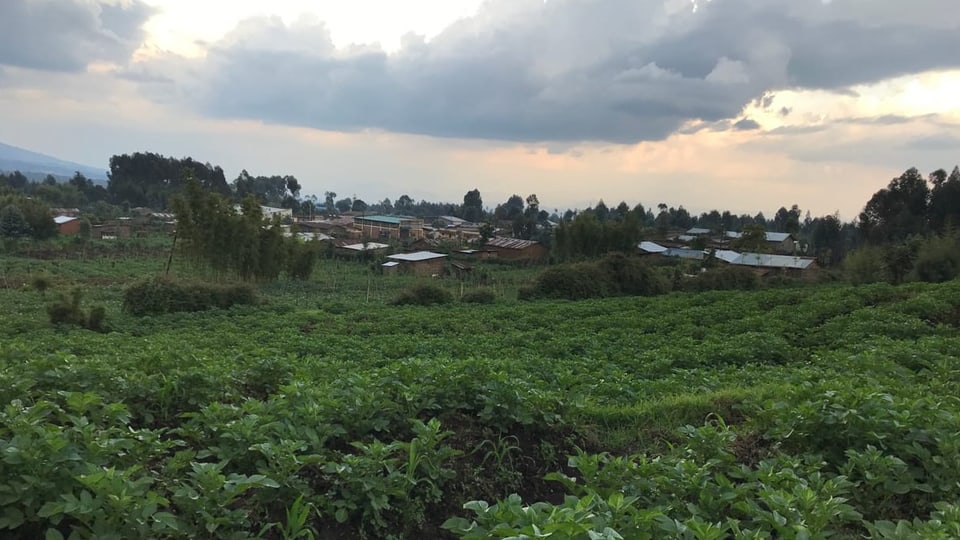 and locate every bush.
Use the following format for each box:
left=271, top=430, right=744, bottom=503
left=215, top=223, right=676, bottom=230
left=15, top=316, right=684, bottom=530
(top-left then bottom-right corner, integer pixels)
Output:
left=123, top=278, right=258, bottom=316
left=47, top=288, right=86, bottom=326
left=530, top=263, right=615, bottom=300
left=525, top=253, right=668, bottom=301
left=391, top=284, right=453, bottom=306
left=845, top=245, right=886, bottom=285
left=912, top=235, right=960, bottom=283
left=461, top=288, right=496, bottom=304
left=47, top=288, right=109, bottom=332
